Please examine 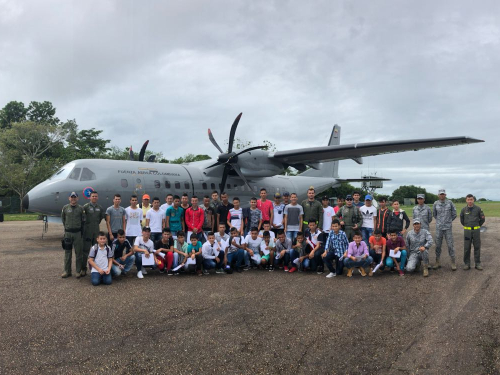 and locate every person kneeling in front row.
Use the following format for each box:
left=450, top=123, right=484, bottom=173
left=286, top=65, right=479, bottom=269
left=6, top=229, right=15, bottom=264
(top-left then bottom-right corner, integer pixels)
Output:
left=405, top=219, right=433, bottom=277
left=343, top=231, right=373, bottom=277
left=110, top=229, right=135, bottom=277
left=88, top=232, right=114, bottom=286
